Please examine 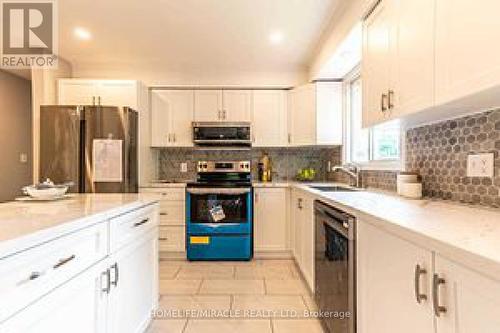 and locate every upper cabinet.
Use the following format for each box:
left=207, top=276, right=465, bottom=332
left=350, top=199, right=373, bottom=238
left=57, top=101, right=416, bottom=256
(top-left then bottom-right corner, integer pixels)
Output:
left=362, top=0, right=435, bottom=128
left=289, top=82, right=342, bottom=146
left=194, top=89, right=252, bottom=122
left=151, top=90, right=194, bottom=147
left=58, top=79, right=139, bottom=109
left=252, top=90, right=288, bottom=147
left=434, top=0, right=500, bottom=106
